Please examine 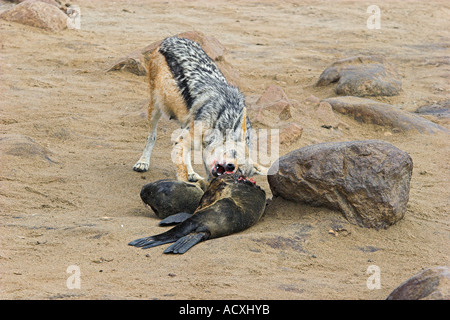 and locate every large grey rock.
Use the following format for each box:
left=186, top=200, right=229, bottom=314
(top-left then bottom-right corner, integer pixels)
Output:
left=267, top=140, right=413, bottom=229
left=323, top=96, right=447, bottom=134
left=415, top=100, right=450, bottom=119
left=316, top=55, right=402, bottom=97
left=387, top=266, right=450, bottom=300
